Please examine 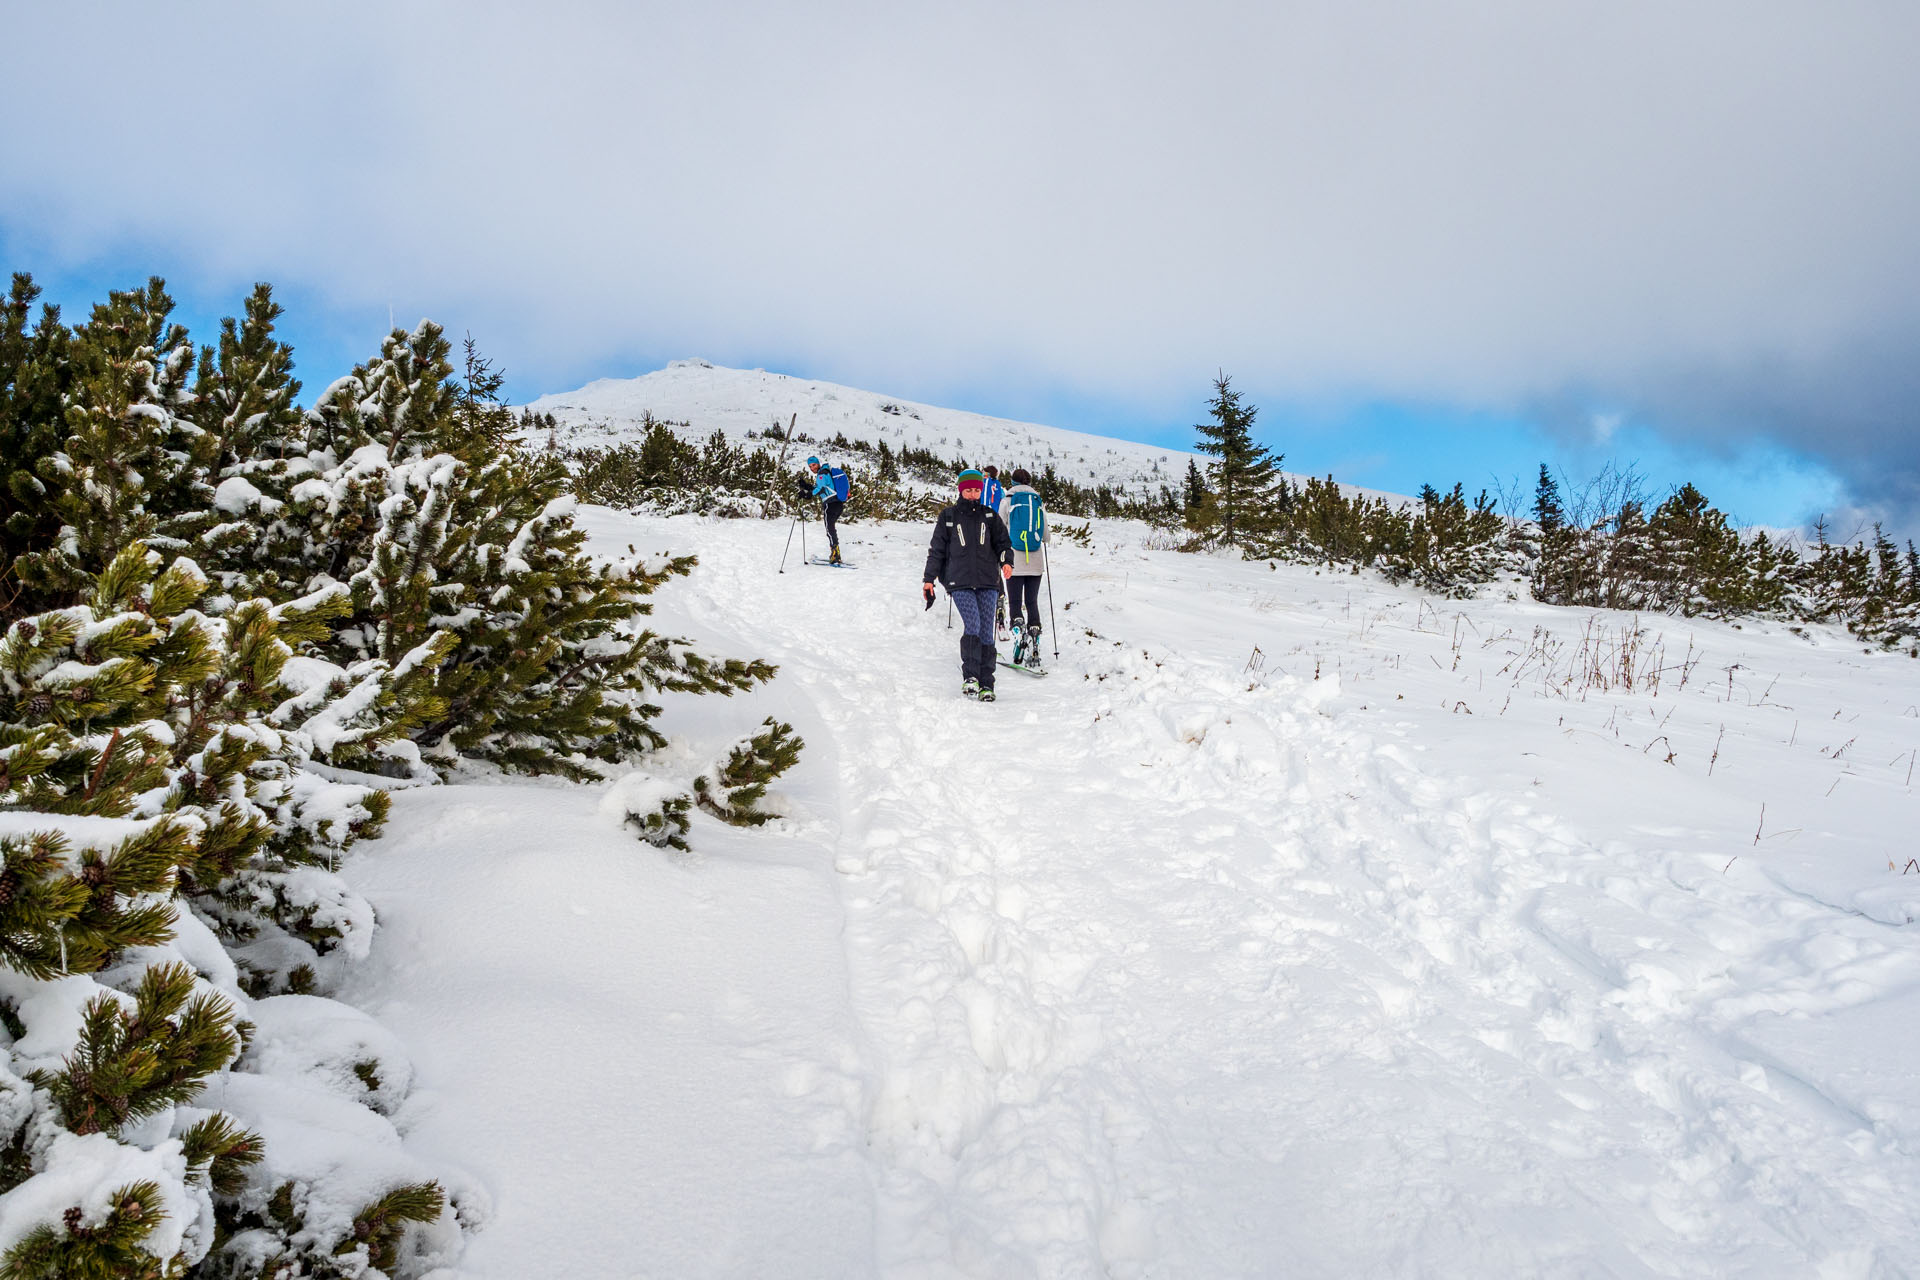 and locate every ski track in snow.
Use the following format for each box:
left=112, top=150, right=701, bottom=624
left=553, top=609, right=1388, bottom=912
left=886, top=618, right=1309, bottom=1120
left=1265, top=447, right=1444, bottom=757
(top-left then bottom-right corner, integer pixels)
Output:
left=356, top=511, right=1920, bottom=1278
